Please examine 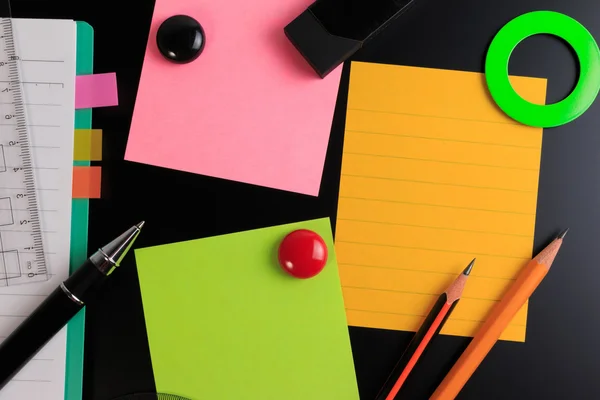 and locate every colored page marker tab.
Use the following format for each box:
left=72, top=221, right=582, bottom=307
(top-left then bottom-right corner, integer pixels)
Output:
left=74, top=129, right=102, bottom=161
left=72, top=166, right=101, bottom=198
left=75, top=73, right=118, bottom=109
